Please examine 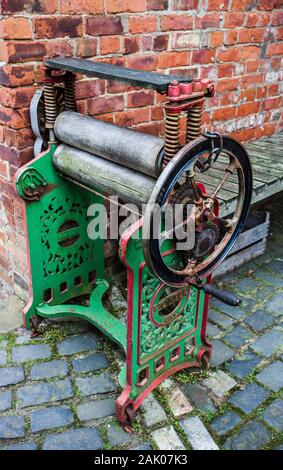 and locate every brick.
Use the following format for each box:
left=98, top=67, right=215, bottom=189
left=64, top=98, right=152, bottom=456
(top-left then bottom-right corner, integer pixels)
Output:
left=127, top=54, right=157, bottom=71
left=231, top=0, right=257, bottom=10
left=1, top=0, right=56, bottom=13
left=34, top=16, right=82, bottom=38
left=238, top=28, right=265, bottom=43
left=86, top=16, right=124, bottom=36
left=30, top=406, right=74, bottom=432
left=100, top=36, right=120, bottom=55
left=12, top=343, right=51, bottom=363
left=46, top=38, right=73, bottom=58
left=266, top=42, right=283, bottom=57
left=224, top=12, right=245, bottom=28
left=212, top=107, right=236, bottom=121
left=246, top=12, right=271, bottom=27
left=129, top=15, right=157, bottom=34
left=43, top=428, right=102, bottom=450
left=4, top=127, right=34, bottom=149
left=1, top=41, right=47, bottom=63
left=158, top=51, right=189, bottom=69
left=0, top=86, right=36, bottom=109
left=0, top=366, right=24, bottom=386
left=57, top=332, right=98, bottom=355
left=17, top=379, right=73, bottom=408
left=31, top=360, right=68, bottom=380
left=181, top=416, right=219, bottom=450
left=0, top=17, right=32, bottom=39
left=218, top=46, right=242, bottom=62
left=77, top=398, right=116, bottom=420
left=207, top=0, right=229, bottom=10
left=218, top=63, right=234, bottom=78
left=106, top=0, right=147, bottom=13
left=72, top=352, right=108, bottom=373
left=224, top=421, right=271, bottom=450
left=123, top=37, right=140, bottom=55
left=77, top=38, right=98, bottom=58
left=142, top=395, right=166, bottom=426
left=0, top=416, right=25, bottom=439
left=88, top=95, right=124, bottom=115
left=153, top=426, right=185, bottom=450
left=171, top=0, right=198, bottom=9
left=210, top=31, right=223, bottom=48
left=153, top=34, right=169, bottom=51
left=195, top=13, right=221, bottom=29
left=0, top=391, right=11, bottom=411
left=161, top=14, right=193, bottom=31
left=225, top=30, right=238, bottom=45
left=59, top=0, right=104, bottom=13
left=211, top=412, right=242, bottom=436
left=128, top=90, right=154, bottom=108
left=107, top=426, right=132, bottom=446
left=258, top=0, right=275, bottom=10
left=76, top=373, right=115, bottom=396
left=272, top=11, right=283, bottom=26
left=173, top=32, right=200, bottom=49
